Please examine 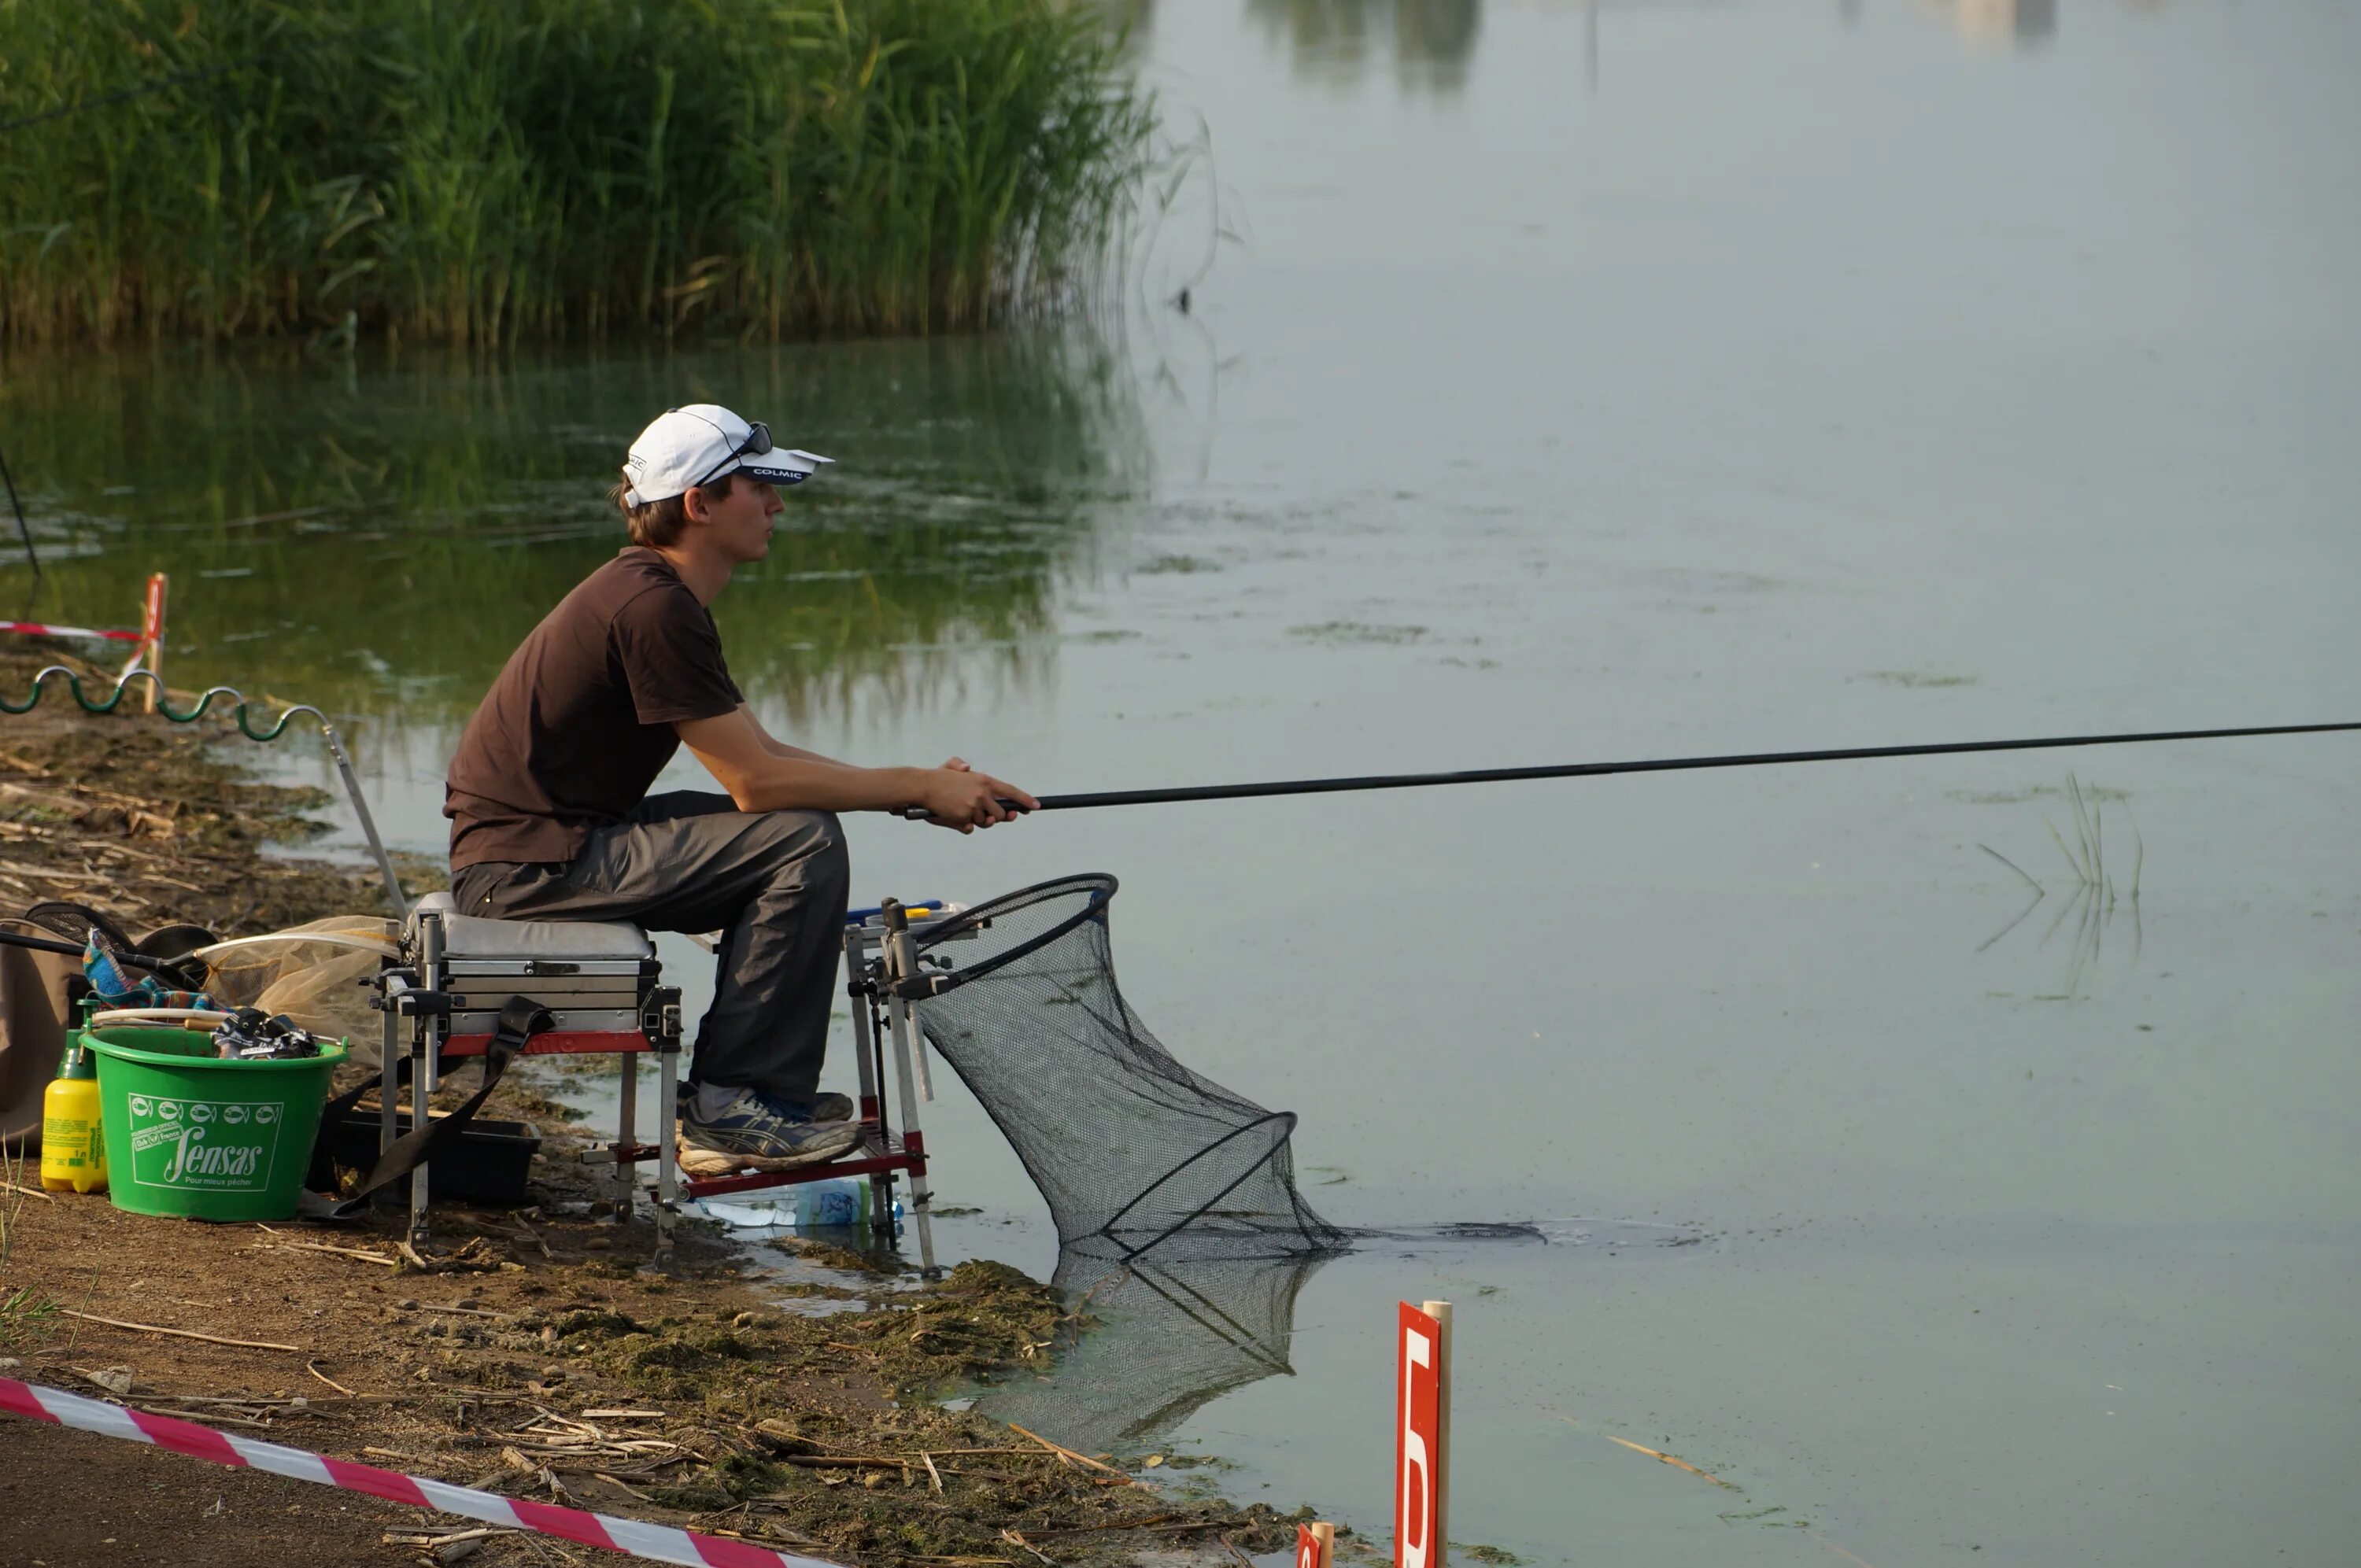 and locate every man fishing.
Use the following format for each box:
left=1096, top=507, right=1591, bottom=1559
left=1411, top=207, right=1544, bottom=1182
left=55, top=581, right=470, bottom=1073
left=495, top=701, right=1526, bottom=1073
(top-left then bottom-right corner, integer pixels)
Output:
left=443, top=404, right=1035, bottom=1175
